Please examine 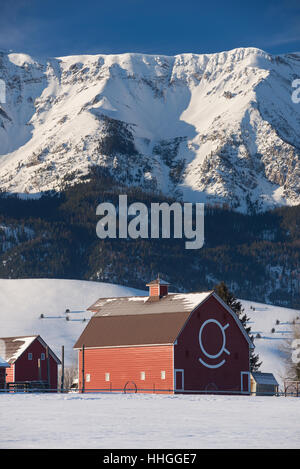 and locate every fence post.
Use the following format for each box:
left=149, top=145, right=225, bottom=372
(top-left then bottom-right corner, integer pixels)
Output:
left=46, top=346, right=50, bottom=390
left=81, top=345, right=85, bottom=393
